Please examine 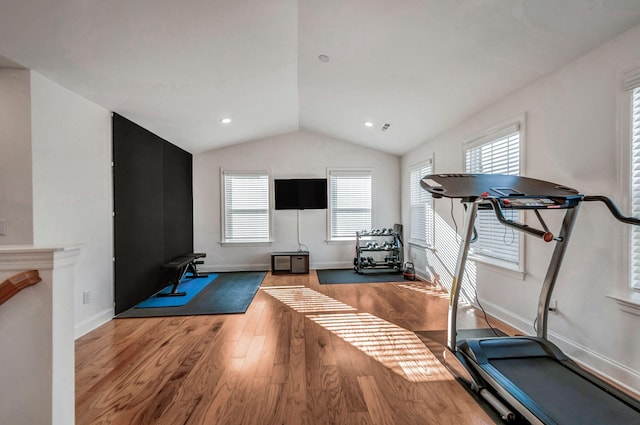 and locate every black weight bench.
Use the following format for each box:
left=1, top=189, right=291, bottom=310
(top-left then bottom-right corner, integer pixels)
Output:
left=159, top=252, right=208, bottom=297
